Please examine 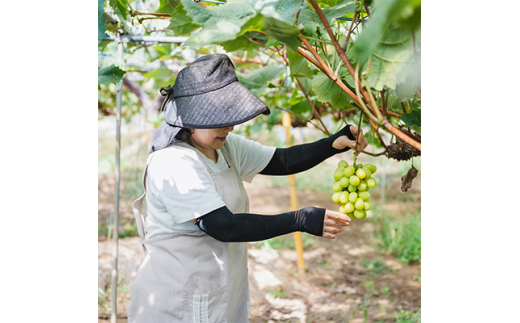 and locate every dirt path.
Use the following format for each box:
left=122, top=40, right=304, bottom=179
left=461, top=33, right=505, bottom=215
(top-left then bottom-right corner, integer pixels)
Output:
left=98, top=174, right=421, bottom=322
